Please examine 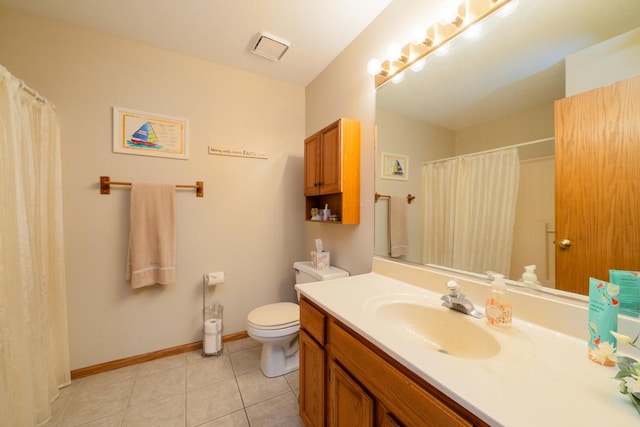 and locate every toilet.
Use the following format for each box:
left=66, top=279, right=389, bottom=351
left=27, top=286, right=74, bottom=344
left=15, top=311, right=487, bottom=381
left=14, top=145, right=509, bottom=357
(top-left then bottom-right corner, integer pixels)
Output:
left=246, top=261, right=349, bottom=377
